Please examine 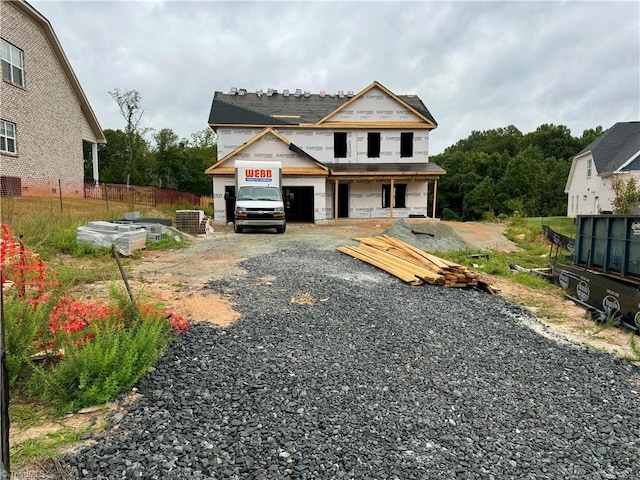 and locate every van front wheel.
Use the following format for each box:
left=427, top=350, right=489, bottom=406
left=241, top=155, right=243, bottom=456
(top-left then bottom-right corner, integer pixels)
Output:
left=276, top=224, right=286, bottom=234
left=234, top=223, right=243, bottom=233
